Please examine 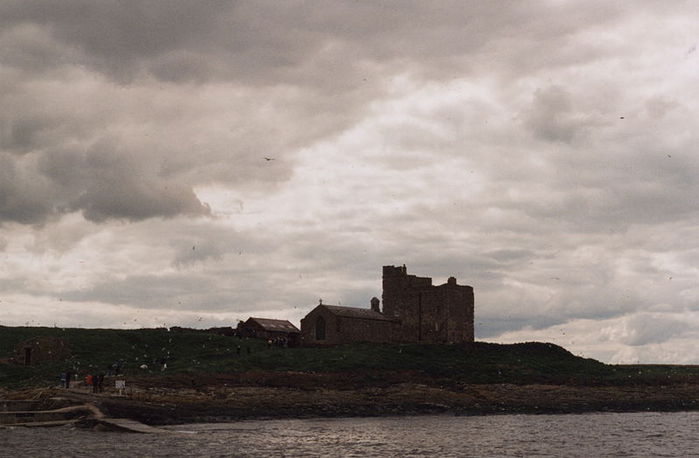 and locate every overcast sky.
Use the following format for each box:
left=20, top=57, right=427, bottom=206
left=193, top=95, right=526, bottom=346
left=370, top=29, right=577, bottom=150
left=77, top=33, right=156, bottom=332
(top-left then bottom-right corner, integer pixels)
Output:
left=1, top=1, right=698, bottom=363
